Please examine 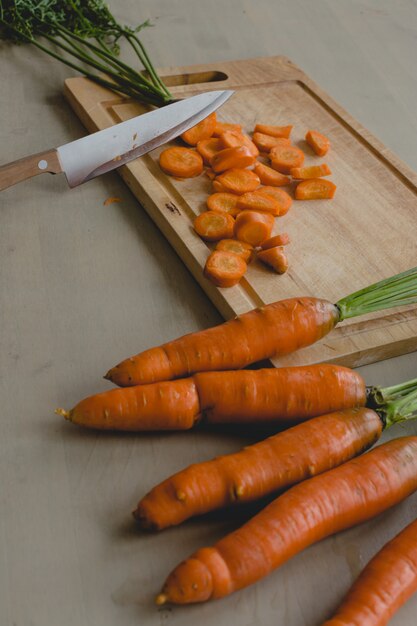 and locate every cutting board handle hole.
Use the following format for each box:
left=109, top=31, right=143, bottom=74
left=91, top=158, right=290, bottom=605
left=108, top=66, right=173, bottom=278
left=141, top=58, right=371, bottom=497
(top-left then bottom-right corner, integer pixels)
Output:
left=161, top=71, right=229, bottom=87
